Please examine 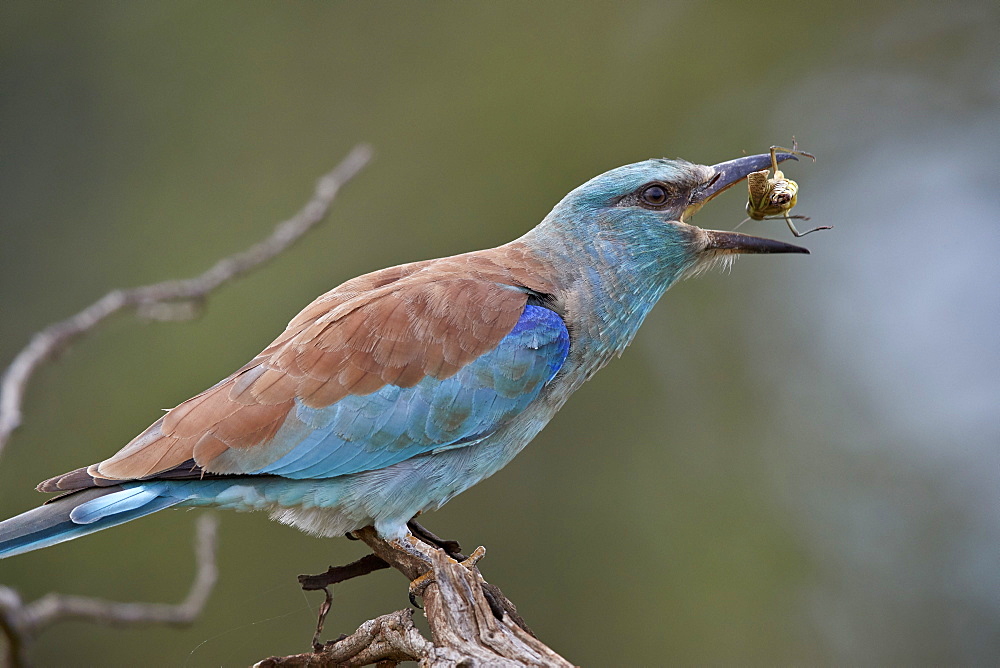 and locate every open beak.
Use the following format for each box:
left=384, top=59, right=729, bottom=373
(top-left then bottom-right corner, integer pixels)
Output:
left=689, top=152, right=809, bottom=255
